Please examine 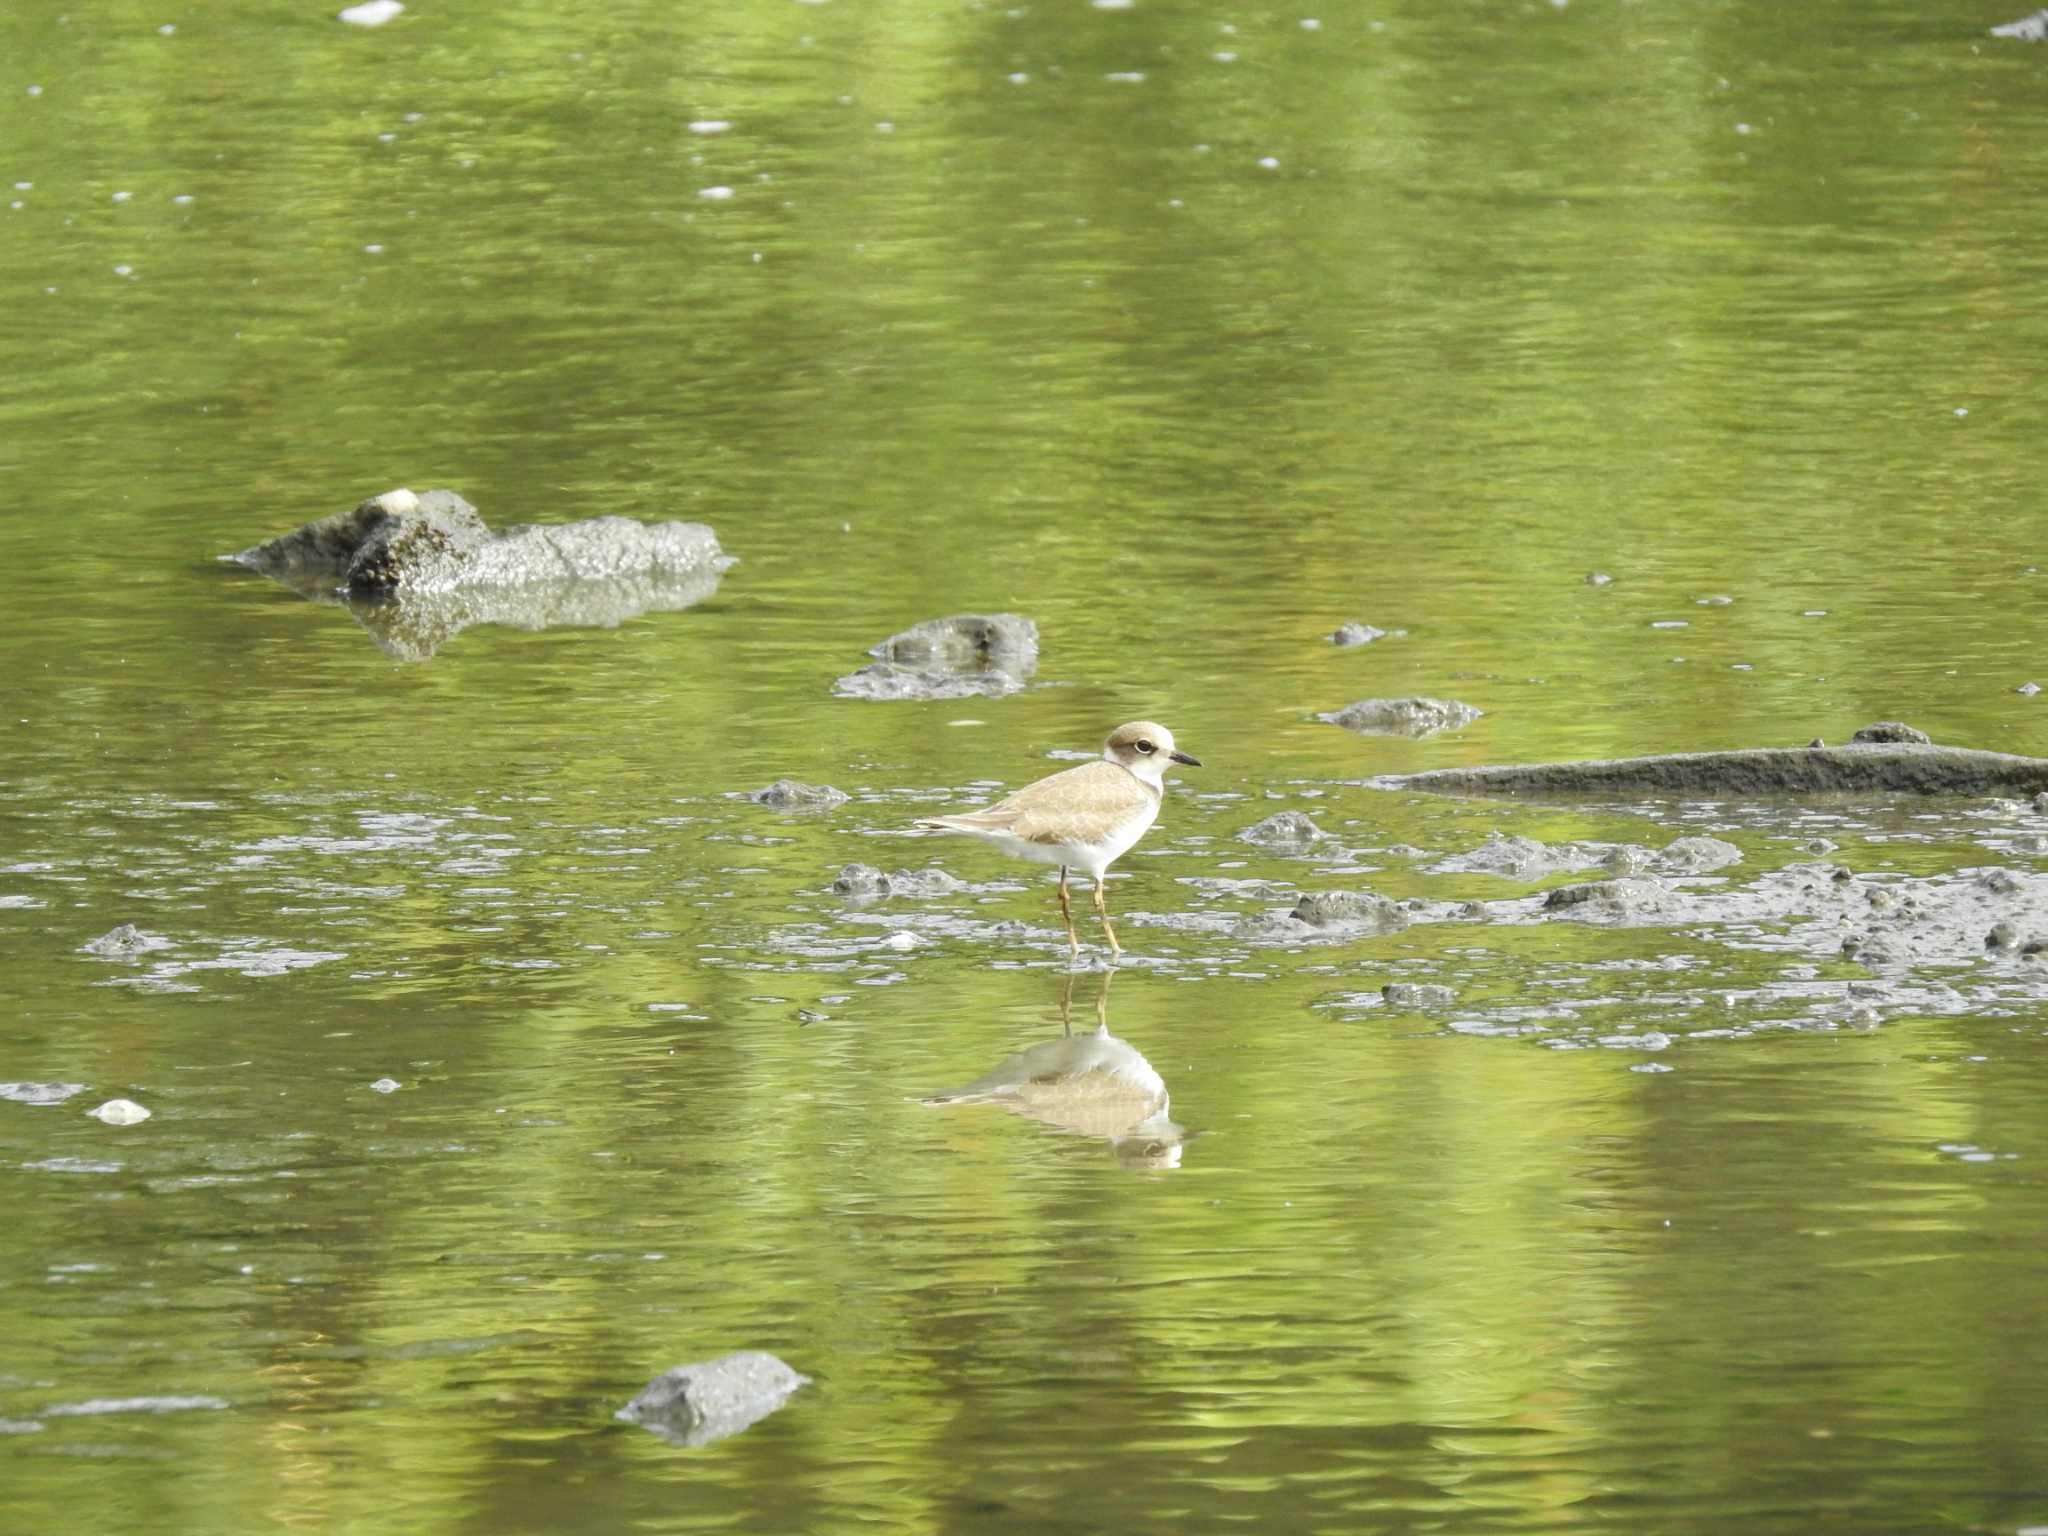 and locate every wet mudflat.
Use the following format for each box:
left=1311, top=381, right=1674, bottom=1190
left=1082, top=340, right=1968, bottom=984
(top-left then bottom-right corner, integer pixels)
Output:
left=8, top=0, right=2048, bottom=1532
